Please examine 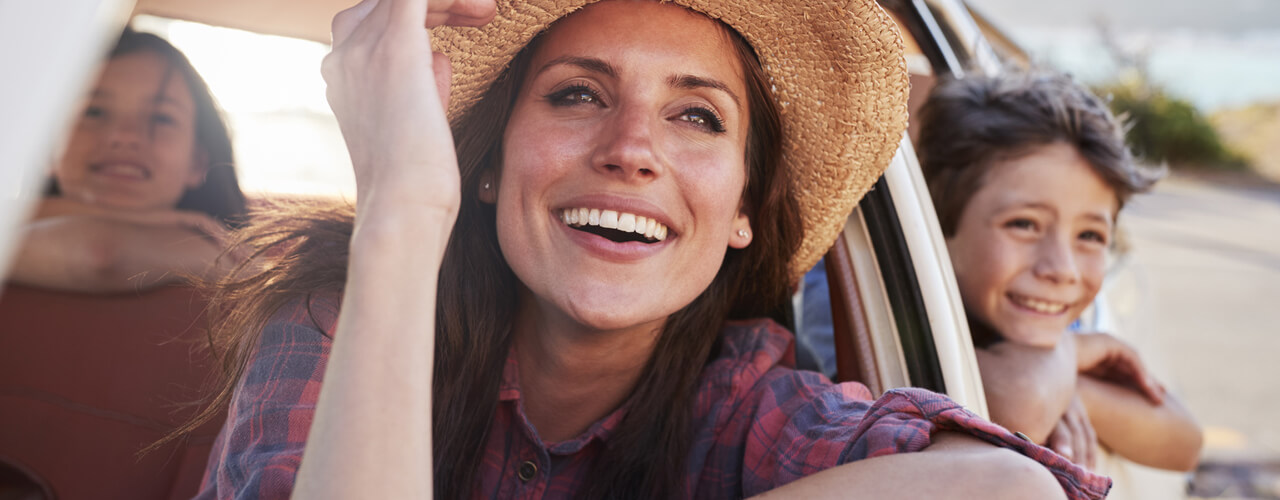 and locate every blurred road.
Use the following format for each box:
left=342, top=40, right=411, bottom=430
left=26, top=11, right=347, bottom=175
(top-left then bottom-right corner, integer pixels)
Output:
left=1118, top=173, right=1280, bottom=464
